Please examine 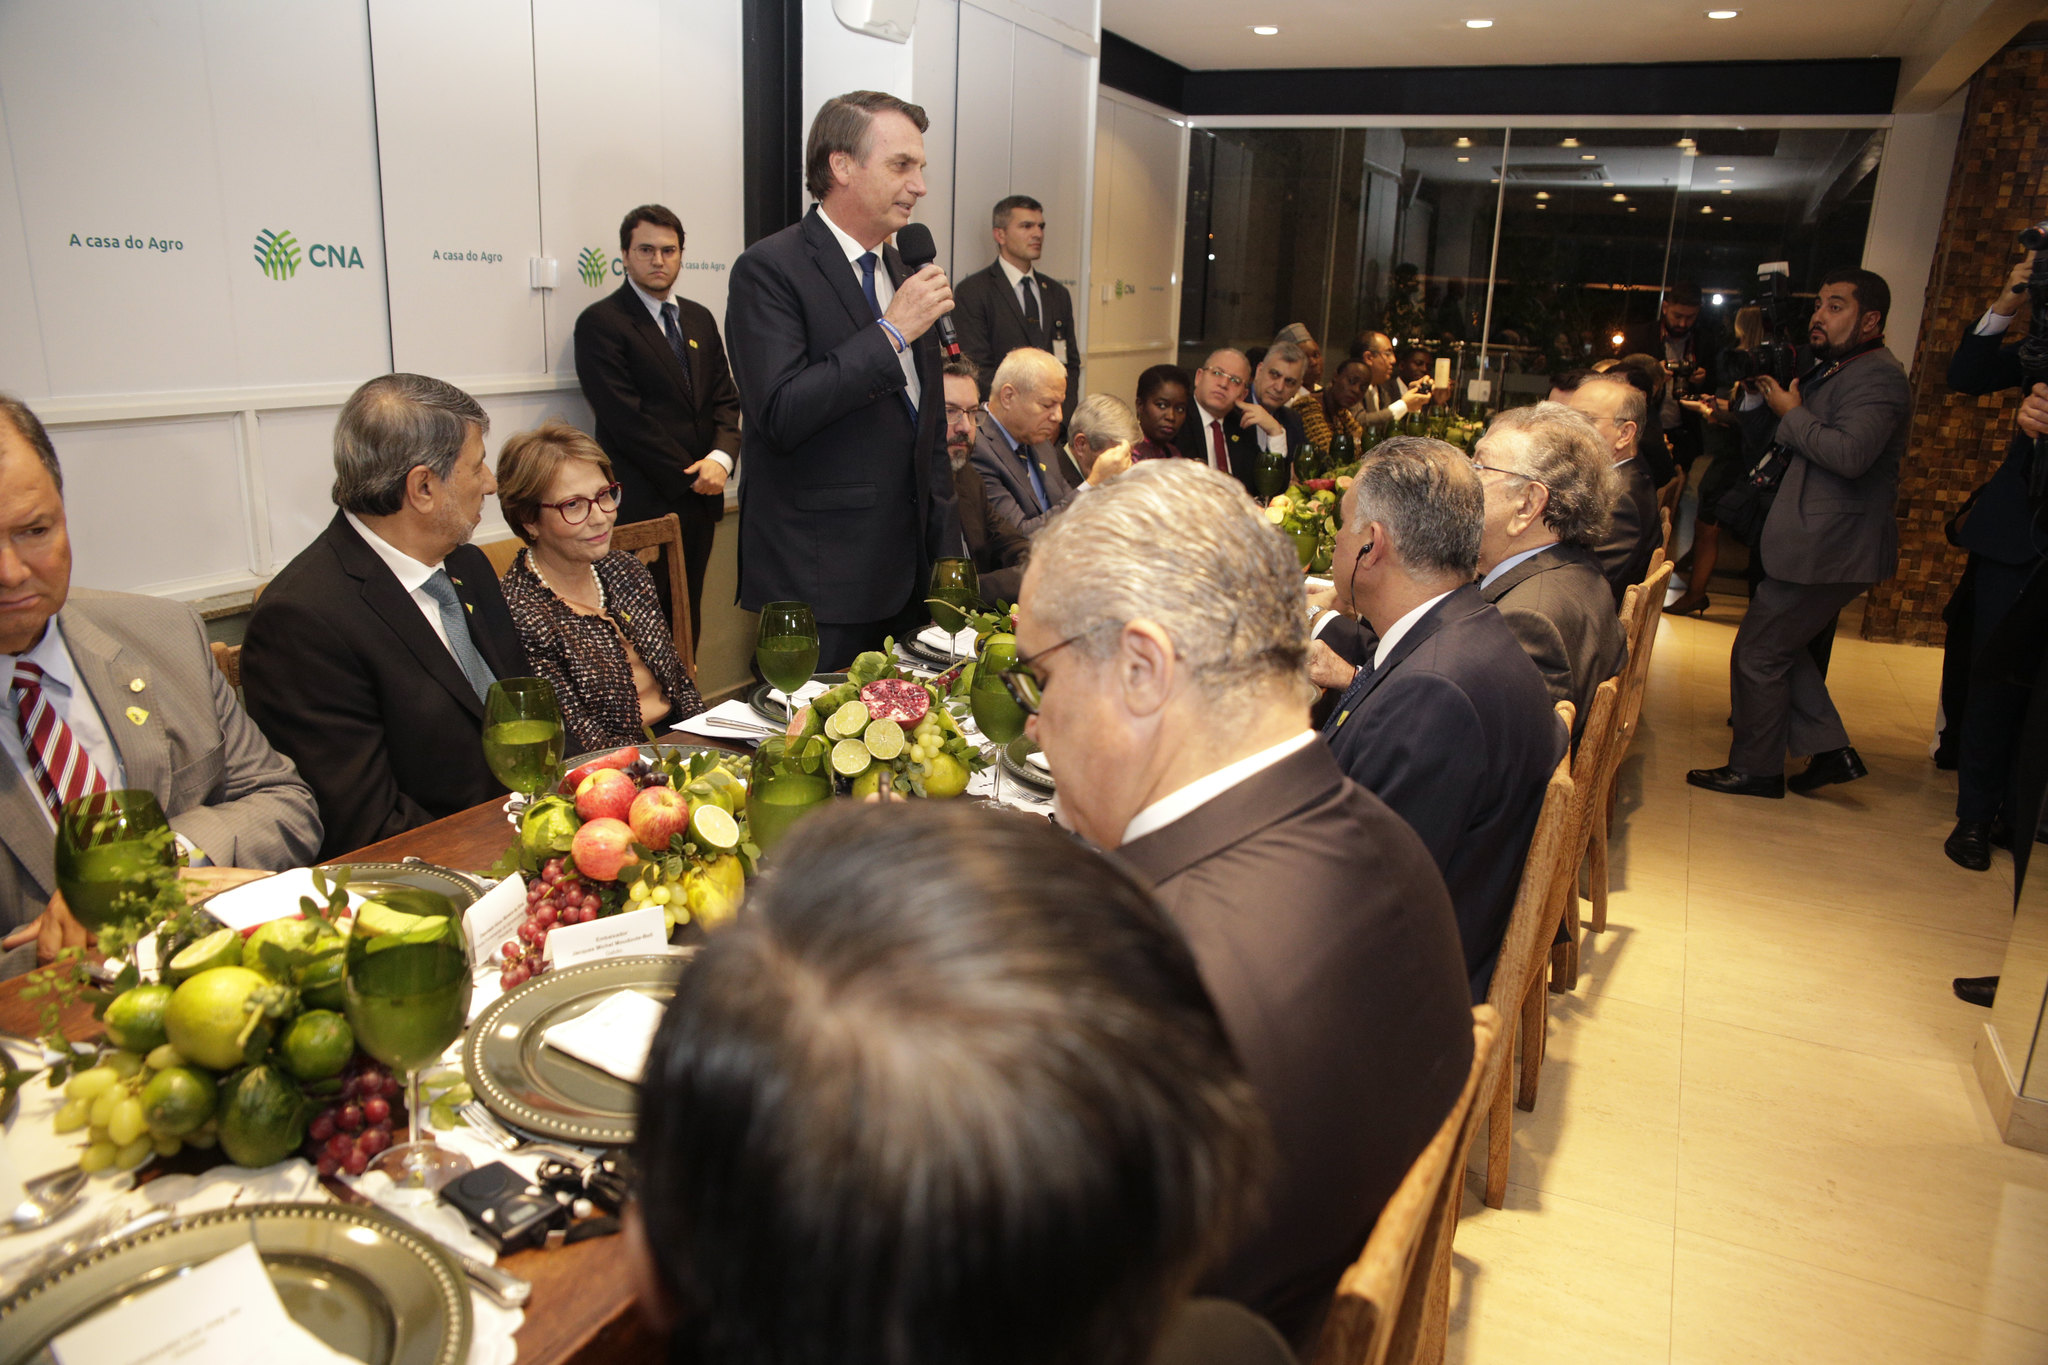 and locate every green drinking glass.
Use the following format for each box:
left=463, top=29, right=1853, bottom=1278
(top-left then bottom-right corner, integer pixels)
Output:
left=483, top=677, right=564, bottom=802
left=928, top=558, right=980, bottom=646
left=748, top=736, right=835, bottom=854
left=53, top=789, right=177, bottom=962
left=971, top=637, right=1025, bottom=805
left=343, top=890, right=473, bottom=1191
left=1252, top=445, right=1291, bottom=501
left=756, top=601, right=820, bottom=721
